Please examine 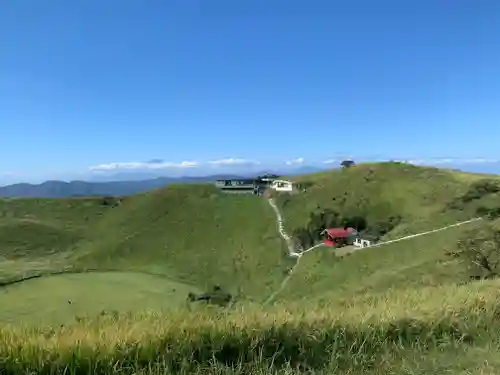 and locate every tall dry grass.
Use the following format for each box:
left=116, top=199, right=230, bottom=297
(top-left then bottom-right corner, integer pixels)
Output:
left=1, top=280, right=499, bottom=374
